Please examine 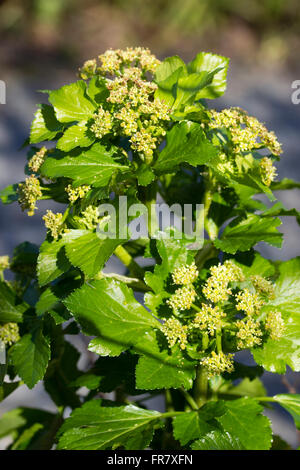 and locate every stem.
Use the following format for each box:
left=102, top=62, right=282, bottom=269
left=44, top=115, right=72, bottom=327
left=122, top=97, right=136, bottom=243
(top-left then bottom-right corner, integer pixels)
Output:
left=194, top=365, right=208, bottom=407
left=142, top=182, right=158, bottom=238
left=165, top=389, right=174, bottom=412
left=179, top=388, right=199, bottom=411
left=216, top=329, right=222, bottom=353
left=114, top=244, right=145, bottom=280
